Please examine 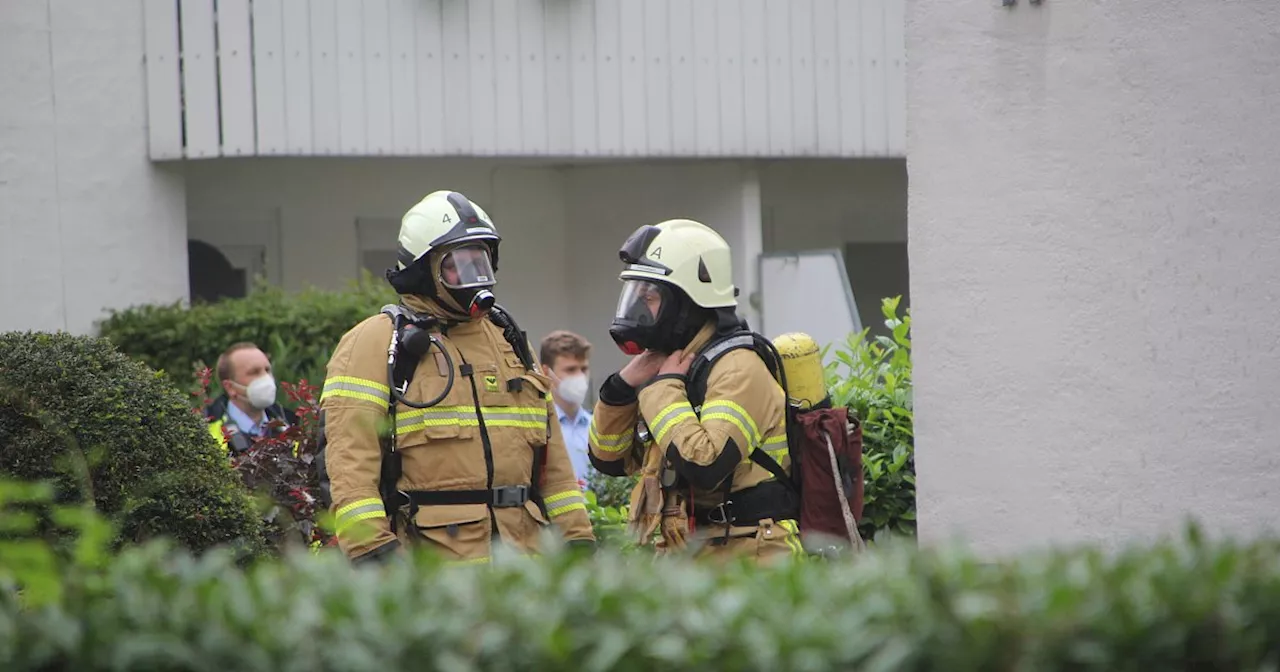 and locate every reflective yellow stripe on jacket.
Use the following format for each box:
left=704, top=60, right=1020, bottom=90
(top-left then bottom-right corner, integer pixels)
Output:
left=335, top=497, right=387, bottom=538
left=321, top=376, right=392, bottom=407
left=543, top=489, right=587, bottom=518
left=395, top=405, right=547, bottom=433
